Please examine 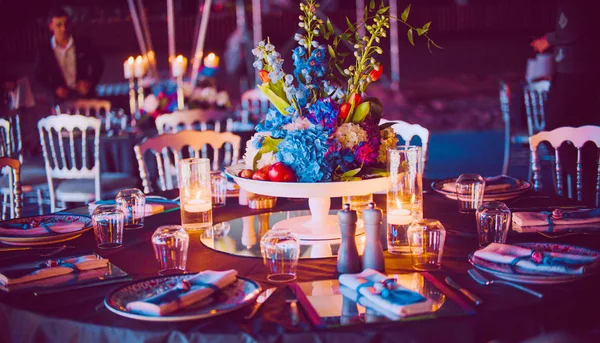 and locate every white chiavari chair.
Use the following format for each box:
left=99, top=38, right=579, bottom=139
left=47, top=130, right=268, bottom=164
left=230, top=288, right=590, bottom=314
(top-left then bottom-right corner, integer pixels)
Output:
left=530, top=126, right=600, bottom=206
left=134, top=130, right=241, bottom=193
left=38, top=114, right=136, bottom=211
left=380, top=119, right=430, bottom=170
left=523, top=80, right=550, bottom=136
left=59, top=99, right=112, bottom=118
left=0, top=157, right=21, bottom=220
left=240, top=88, right=269, bottom=124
